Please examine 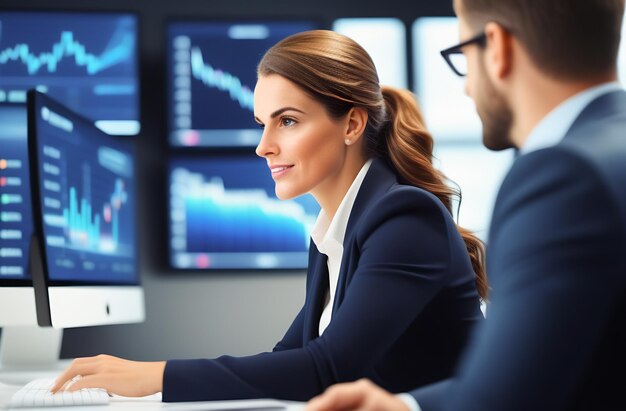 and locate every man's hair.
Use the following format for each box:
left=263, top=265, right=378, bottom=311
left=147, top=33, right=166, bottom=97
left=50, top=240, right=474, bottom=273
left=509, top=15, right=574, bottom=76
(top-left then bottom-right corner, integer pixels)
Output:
left=460, top=0, right=625, bottom=79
